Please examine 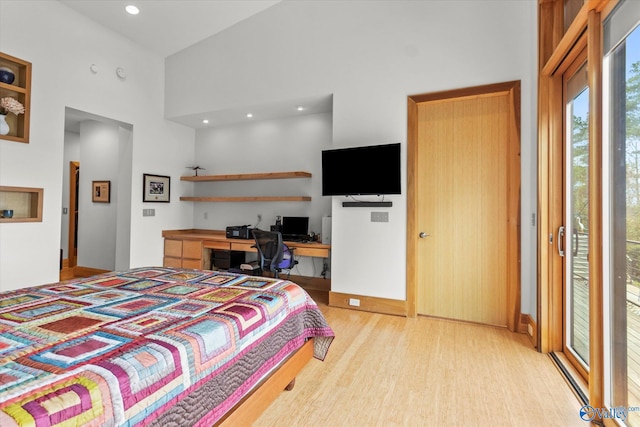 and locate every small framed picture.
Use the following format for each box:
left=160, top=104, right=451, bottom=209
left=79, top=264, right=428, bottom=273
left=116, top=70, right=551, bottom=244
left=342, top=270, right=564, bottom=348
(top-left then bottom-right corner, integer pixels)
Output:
left=92, top=181, right=111, bottom=203
left=143, top=173, right=170, bottom=203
